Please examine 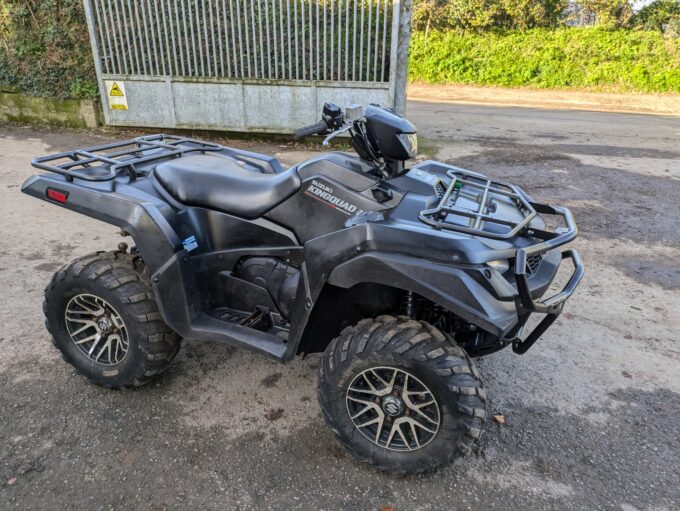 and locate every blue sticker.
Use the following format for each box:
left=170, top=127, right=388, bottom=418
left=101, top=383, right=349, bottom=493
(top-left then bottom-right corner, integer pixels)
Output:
left=183, top=235, right=198, bottom=252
